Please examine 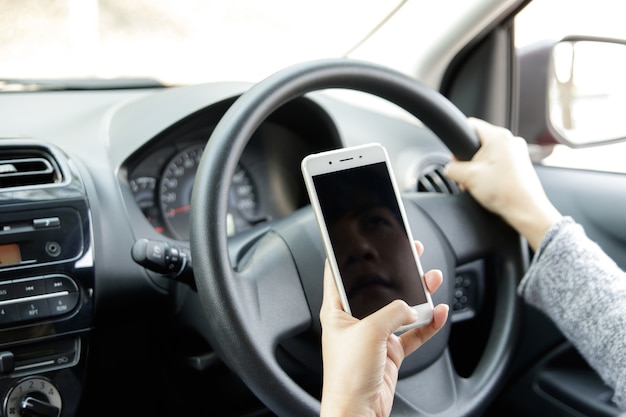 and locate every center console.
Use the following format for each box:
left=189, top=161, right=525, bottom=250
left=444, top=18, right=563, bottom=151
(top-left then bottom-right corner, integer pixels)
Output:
left=0, top=139, right=93, bottom=417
